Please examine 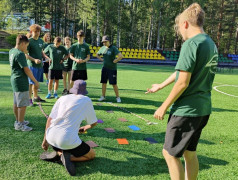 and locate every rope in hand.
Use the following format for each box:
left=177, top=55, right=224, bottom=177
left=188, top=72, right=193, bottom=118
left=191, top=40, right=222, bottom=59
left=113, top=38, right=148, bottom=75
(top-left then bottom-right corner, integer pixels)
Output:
left=37, top=102, right=49, bottom=119
left=105, top=102, right=158, bottom=125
